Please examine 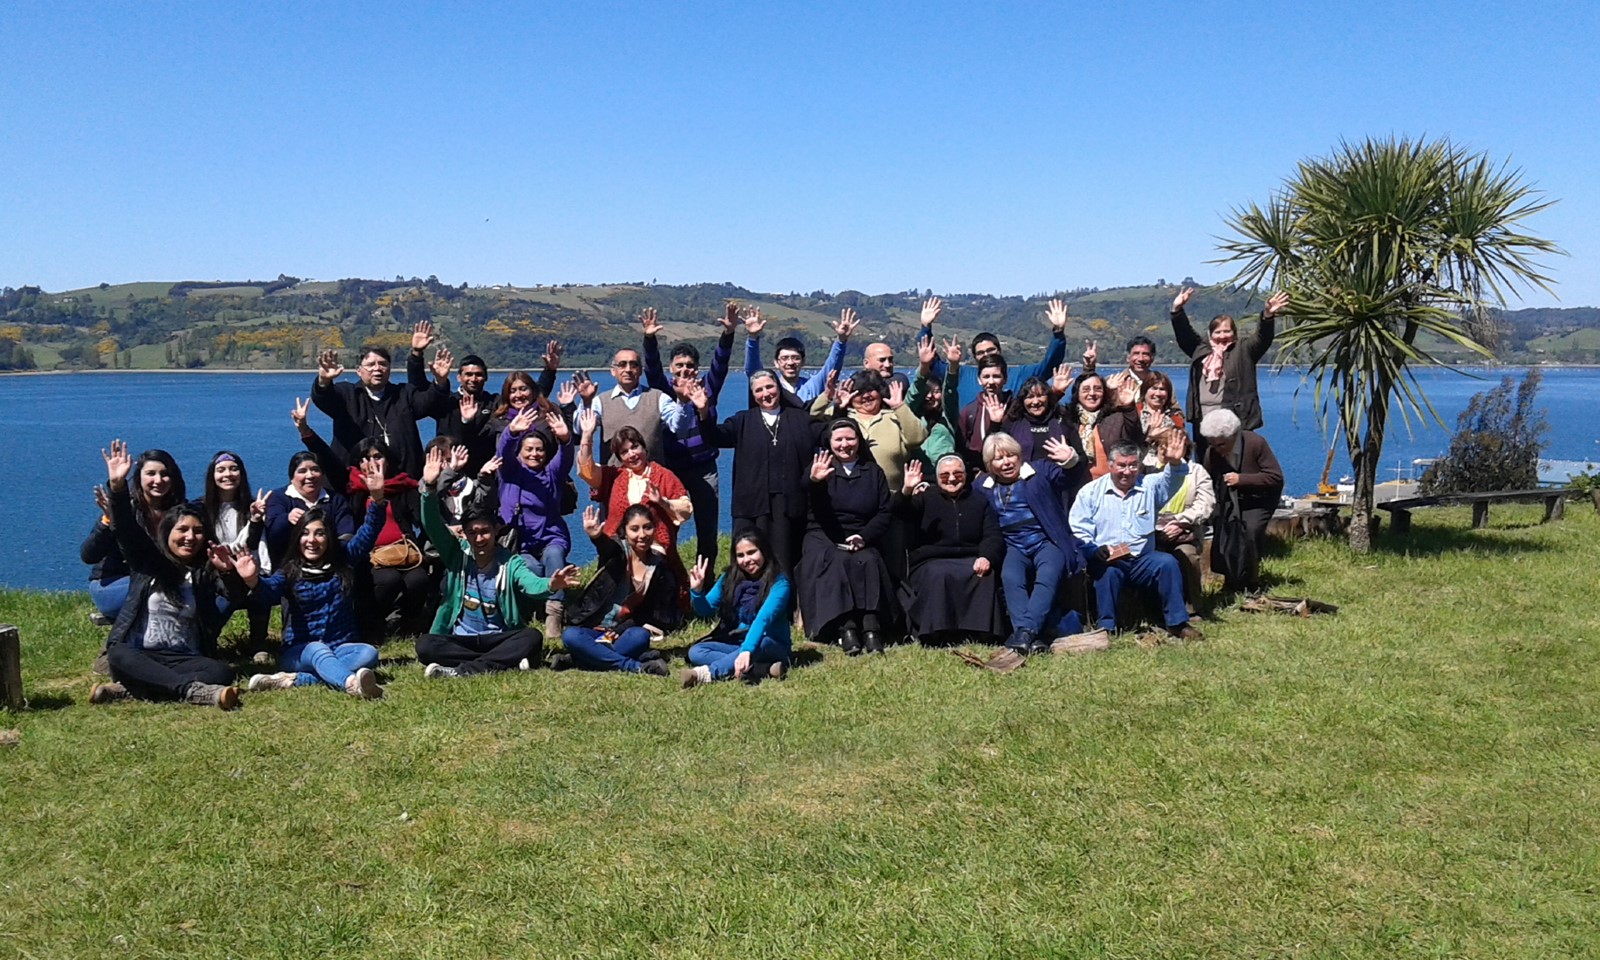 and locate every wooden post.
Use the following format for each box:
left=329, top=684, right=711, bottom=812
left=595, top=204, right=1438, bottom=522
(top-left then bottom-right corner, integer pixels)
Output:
left=1545, top=495, right=1565, bottom=523
left=0, top=625, right=21, bottom=711
left=1471, top=502, right=1490, bottom=529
